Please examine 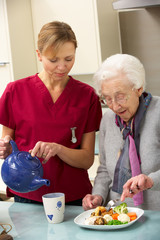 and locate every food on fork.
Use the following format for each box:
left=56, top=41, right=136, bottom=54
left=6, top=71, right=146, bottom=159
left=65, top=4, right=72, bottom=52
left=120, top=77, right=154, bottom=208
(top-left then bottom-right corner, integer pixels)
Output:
left=94, top=206, right=108, bottom=216
left=91, top=206, right=113, bottom=217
